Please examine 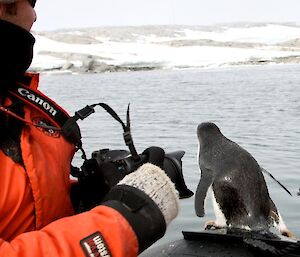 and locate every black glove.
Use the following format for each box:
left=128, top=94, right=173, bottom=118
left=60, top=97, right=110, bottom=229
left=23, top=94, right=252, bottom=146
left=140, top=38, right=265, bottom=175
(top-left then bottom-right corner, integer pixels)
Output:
left=72, top=154, right=140, bottom=212
left=71, top=159, right=117, bottom=212
left=142, top=146, right=165, bottom=169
